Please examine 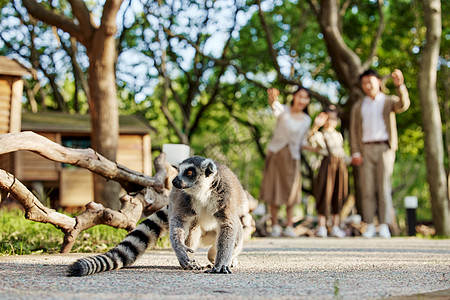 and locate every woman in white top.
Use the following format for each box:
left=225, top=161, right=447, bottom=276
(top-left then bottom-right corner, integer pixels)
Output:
left=260, top=86, right=311, bottom=237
